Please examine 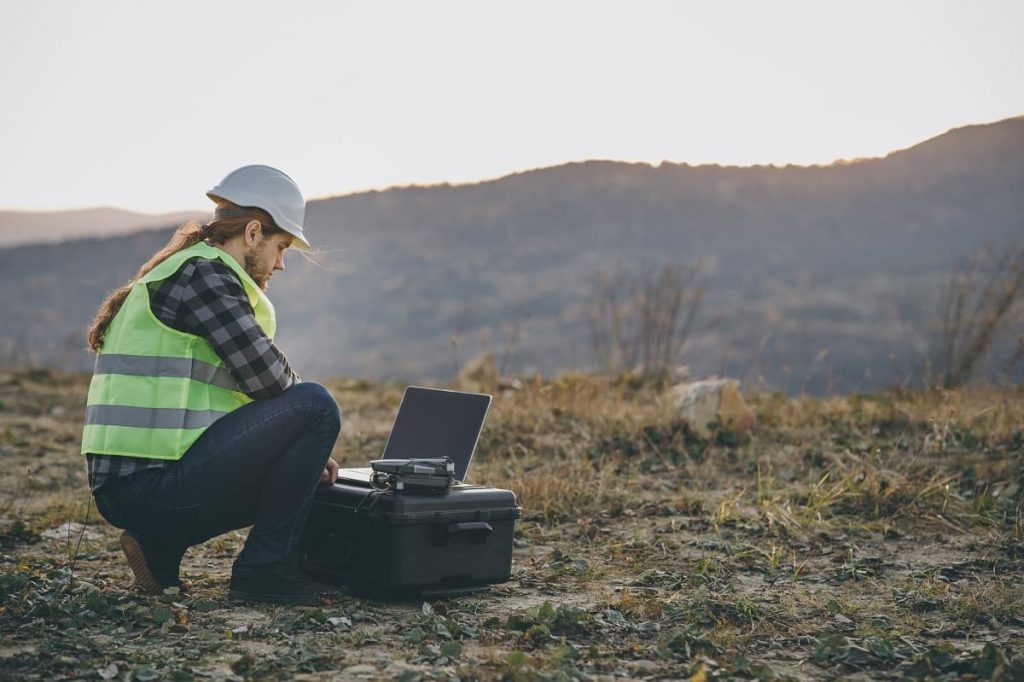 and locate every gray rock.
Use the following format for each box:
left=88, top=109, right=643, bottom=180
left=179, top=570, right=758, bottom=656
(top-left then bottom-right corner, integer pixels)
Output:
left=667, top=377, right=755, bottom=437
